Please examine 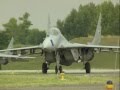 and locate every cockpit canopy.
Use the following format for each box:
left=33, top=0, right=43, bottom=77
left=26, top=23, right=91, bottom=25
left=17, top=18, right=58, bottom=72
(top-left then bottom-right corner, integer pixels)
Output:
left=49, top=28, right=61, bottom=36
